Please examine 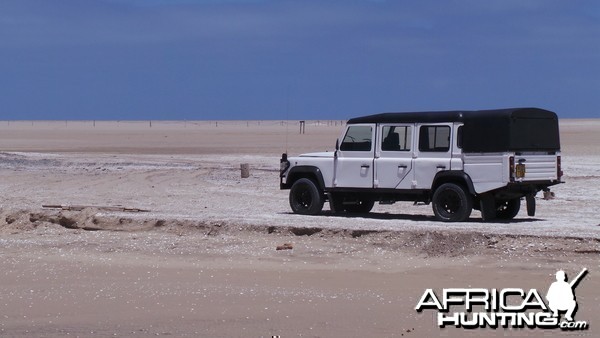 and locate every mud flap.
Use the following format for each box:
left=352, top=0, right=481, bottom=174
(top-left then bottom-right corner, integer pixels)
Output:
left=327, top=192, right=343, bottom=213
left=526, top=194, right=536, bottom=216
left=479, top=194, right=496, bottom=221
